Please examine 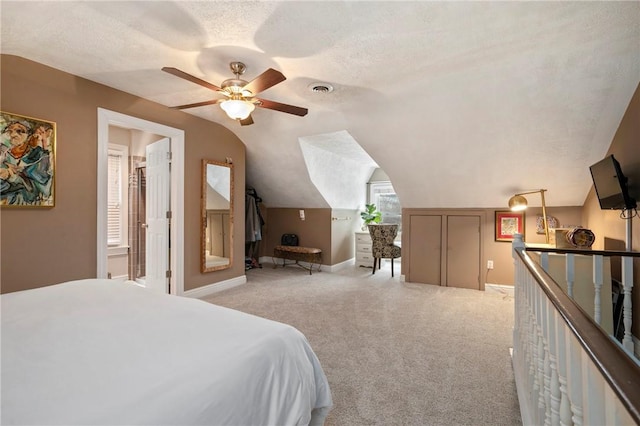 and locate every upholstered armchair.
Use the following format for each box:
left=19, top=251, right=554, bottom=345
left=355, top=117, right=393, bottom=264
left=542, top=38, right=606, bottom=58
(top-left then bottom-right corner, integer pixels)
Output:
left=367, top=224, right=401, bottom=277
